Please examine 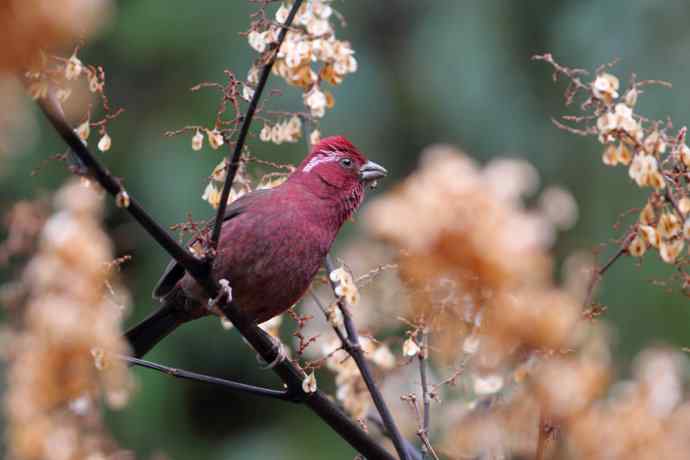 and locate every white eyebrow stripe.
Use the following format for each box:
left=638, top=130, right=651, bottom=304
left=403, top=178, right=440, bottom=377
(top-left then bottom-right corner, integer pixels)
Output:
left=302, top=149, right=343, bottom=172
